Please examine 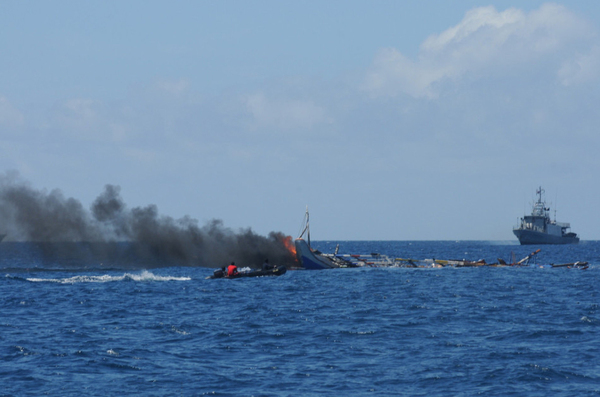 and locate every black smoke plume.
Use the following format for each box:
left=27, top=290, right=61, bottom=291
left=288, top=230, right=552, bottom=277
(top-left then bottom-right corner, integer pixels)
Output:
left=0, top=173, right=297, bottom=269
